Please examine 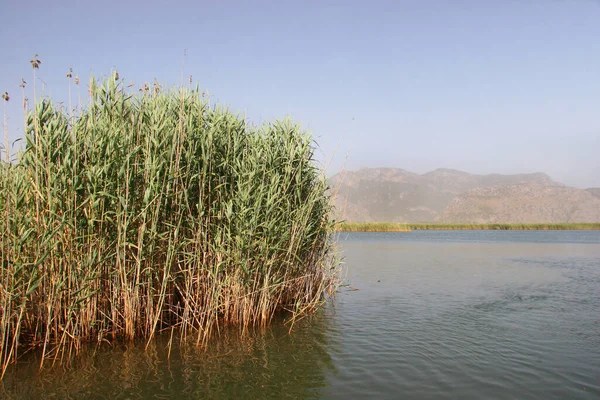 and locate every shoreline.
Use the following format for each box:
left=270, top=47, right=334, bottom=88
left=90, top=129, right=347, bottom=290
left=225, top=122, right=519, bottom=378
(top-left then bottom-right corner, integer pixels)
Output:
left=337, top=222, right=600, bottom=232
